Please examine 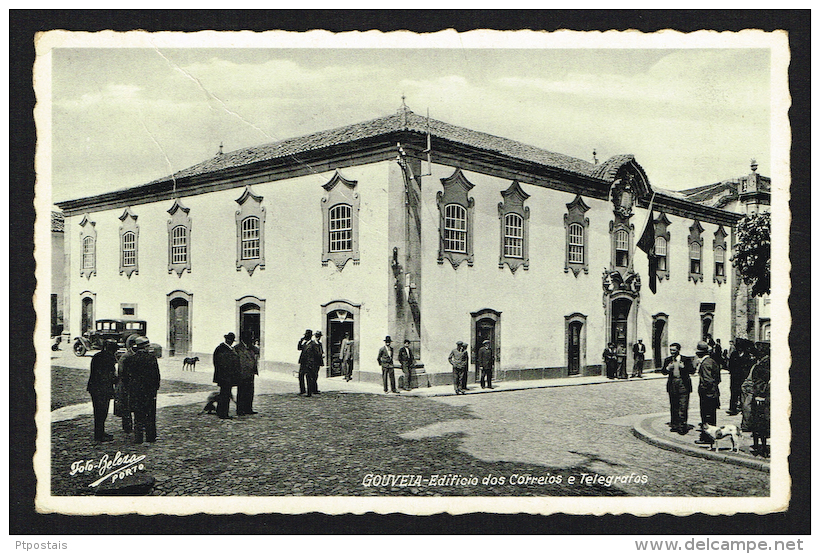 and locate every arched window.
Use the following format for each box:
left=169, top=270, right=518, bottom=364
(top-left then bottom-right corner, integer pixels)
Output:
left=241, top=216, right=260, bottom=260
left=714, top=246, right=725, bottom=277
left=568, top=223, right=584, bottom=264
left=690, top=241, right=702, bottom=275
left=503, top=213, right=524, bottom=258
left=615, top=229, right=629, bottom=267
left=82, top=236, right=95, bottom=270
left=121, top=232, right=136, bottom=267
left=688, top=220, right=704, bottom=282
left=328, top=204, right=353, bottom=252
left=444, top=204, right=468, bottom=254
left=171, top=225, right=188, bottom=264
left=655, top=236, right=668, bottom=271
